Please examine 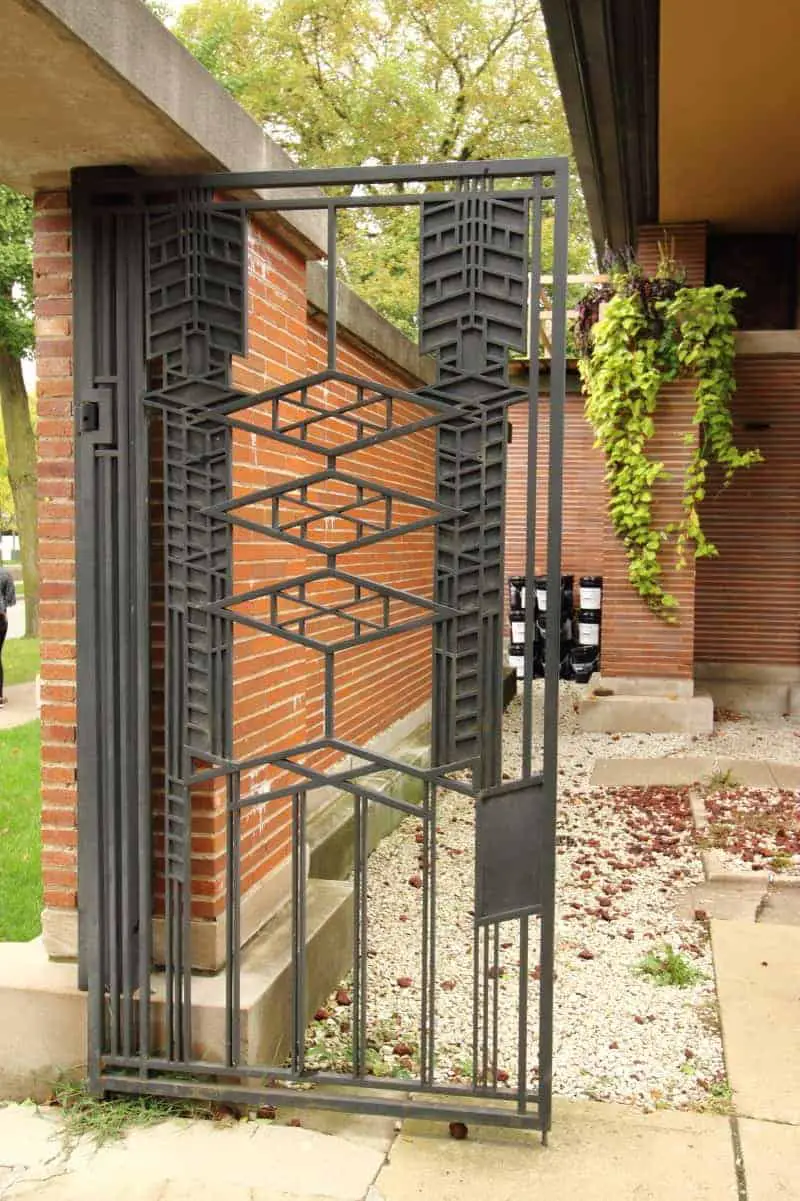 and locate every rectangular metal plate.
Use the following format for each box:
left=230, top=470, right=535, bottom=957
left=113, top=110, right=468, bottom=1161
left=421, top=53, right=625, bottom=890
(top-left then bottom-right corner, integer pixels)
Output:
left=475, top=777, right=548, bottom=924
